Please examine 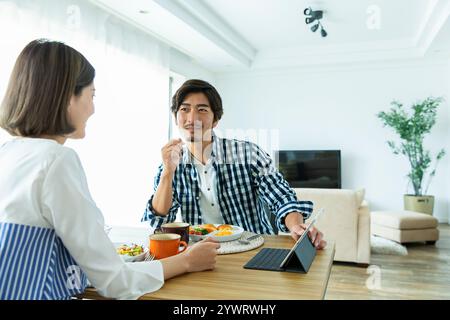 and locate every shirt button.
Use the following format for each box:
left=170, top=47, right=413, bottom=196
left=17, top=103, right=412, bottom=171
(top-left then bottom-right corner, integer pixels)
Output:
left=211, top=203, right=215, bottom=207
left=204, top=171, right=207, bottom=174
left=207, top=188, right=211, bottom=191
left=196, top=196, right=200, bottom=200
